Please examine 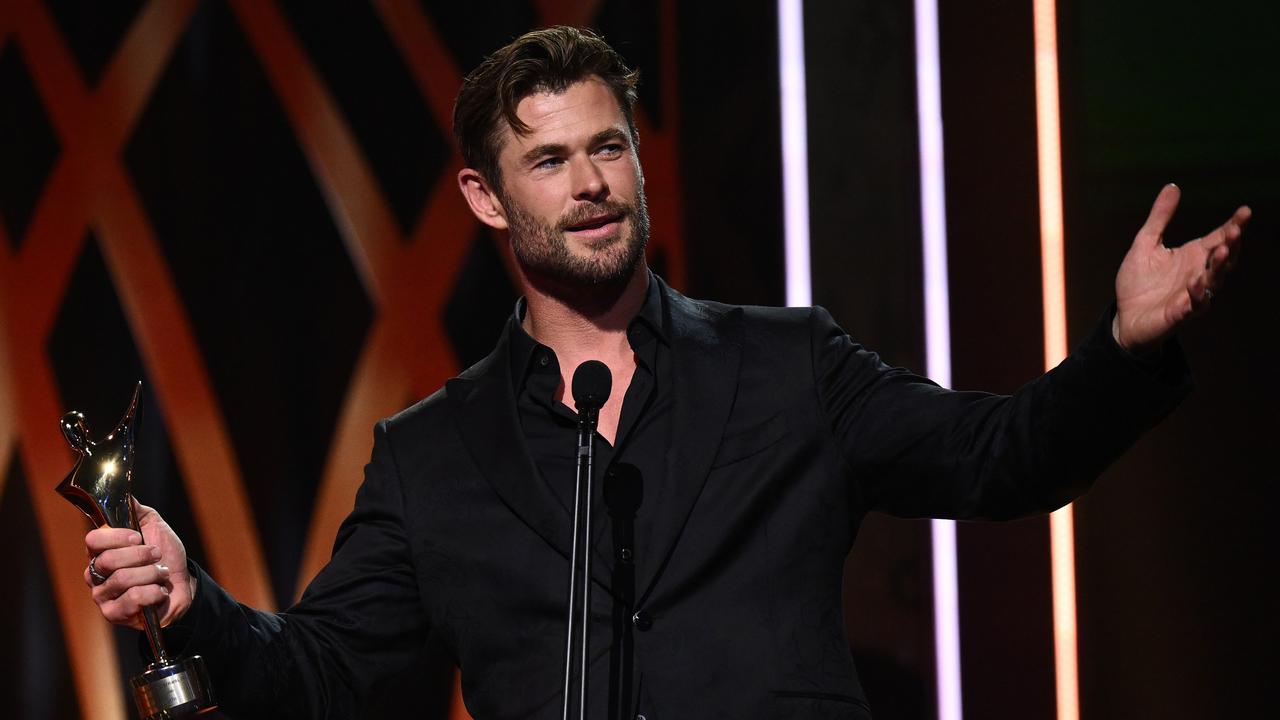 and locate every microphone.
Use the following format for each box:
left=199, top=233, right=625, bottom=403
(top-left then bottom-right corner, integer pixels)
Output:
left=571, top=360, right=611, bottom=418
left=563, top=360, right=611, bottom=720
